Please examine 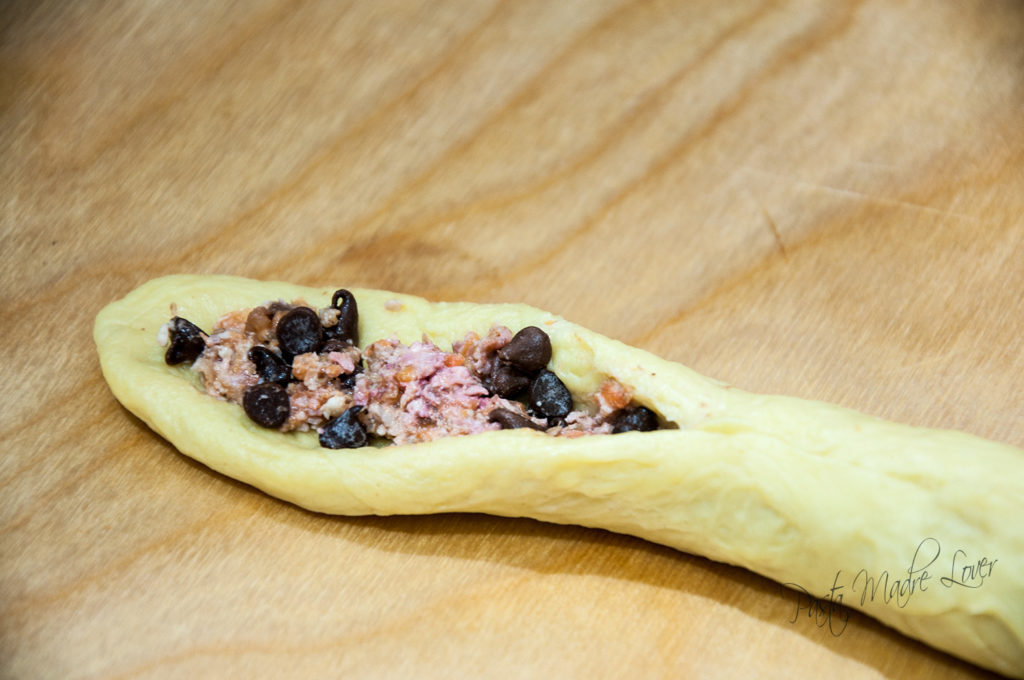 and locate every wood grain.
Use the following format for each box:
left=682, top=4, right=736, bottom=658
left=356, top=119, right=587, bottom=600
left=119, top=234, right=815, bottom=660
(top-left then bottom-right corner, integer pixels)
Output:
left=2, top=1, right=1022, bottom=677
